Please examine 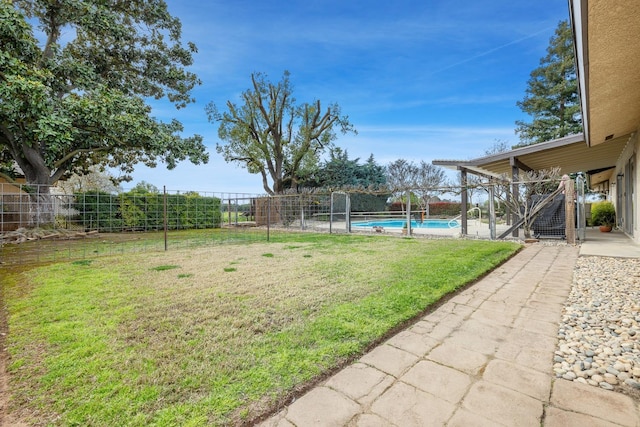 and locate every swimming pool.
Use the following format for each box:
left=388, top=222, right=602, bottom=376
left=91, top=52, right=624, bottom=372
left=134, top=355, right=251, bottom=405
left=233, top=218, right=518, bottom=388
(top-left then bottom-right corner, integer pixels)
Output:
left=352, top=219, right=459, bottom=229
